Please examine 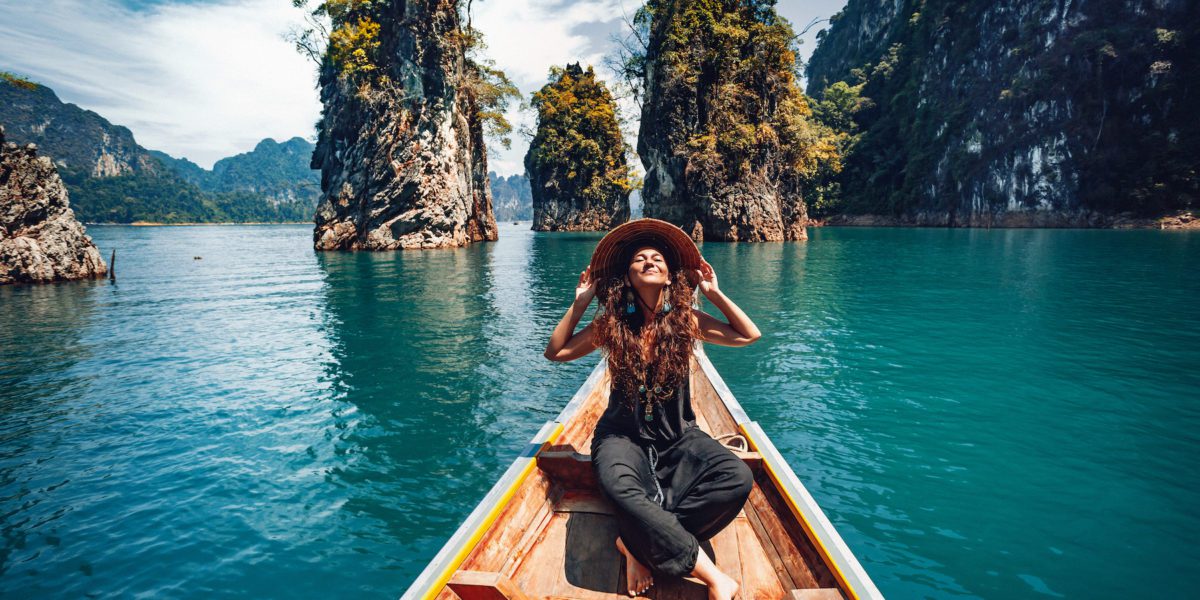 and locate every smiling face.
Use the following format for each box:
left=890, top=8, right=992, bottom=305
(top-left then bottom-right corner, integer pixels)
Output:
left=625, top=245, right=671, bottom=291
